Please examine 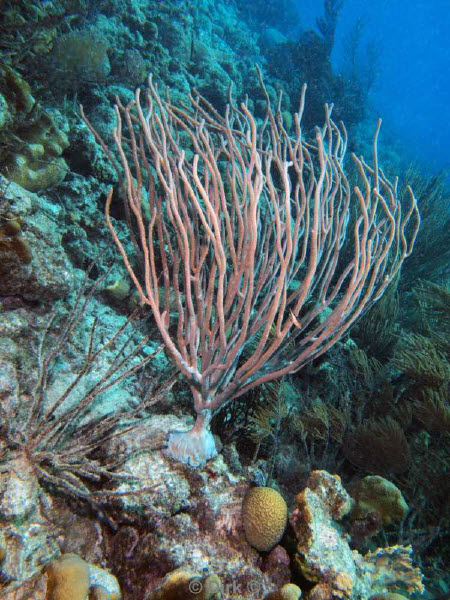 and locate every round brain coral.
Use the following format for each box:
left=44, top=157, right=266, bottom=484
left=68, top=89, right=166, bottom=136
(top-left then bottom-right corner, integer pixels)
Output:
left=242, top=486, right=288, bottom=552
